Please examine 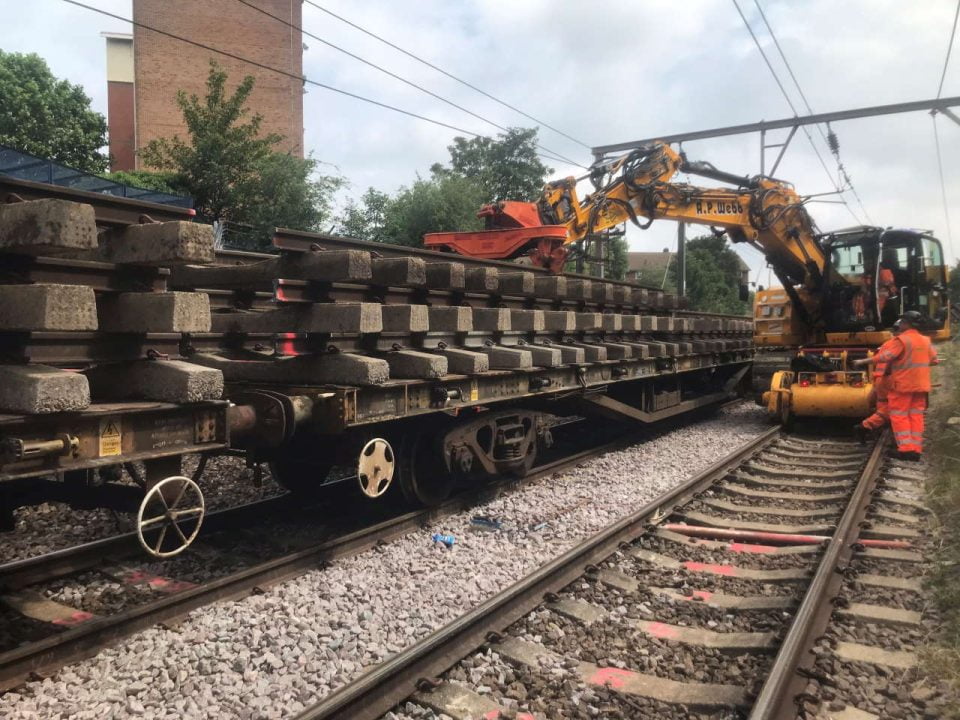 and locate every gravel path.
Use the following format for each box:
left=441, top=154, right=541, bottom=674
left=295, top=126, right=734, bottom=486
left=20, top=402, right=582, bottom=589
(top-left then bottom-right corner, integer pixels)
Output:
left=0, top=402, right=769, bottom=719
left=0, top=456, right=283, bottom=563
